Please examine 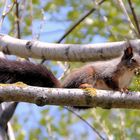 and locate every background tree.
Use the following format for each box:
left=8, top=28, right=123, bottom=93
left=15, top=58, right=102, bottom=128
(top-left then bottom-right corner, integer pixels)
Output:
left=0, top=0, right=140, bottom=139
